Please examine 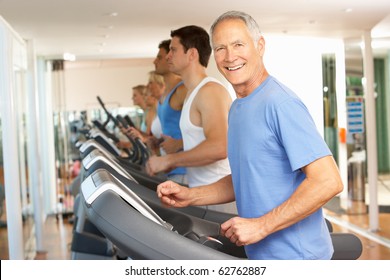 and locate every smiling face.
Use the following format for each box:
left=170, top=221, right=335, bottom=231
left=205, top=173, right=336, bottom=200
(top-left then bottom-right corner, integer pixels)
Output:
left=212, top=18, right=266, bottom=97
